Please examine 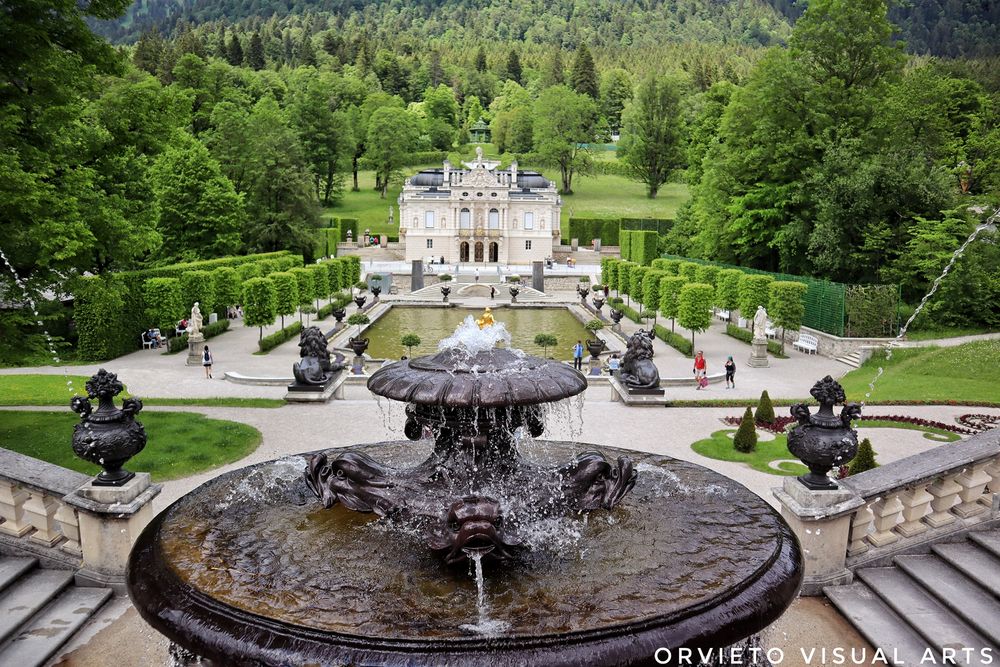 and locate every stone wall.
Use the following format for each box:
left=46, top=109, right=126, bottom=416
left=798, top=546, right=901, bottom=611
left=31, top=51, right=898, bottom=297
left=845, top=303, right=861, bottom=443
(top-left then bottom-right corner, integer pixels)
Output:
left=775, top=326, right=893, bottom=359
